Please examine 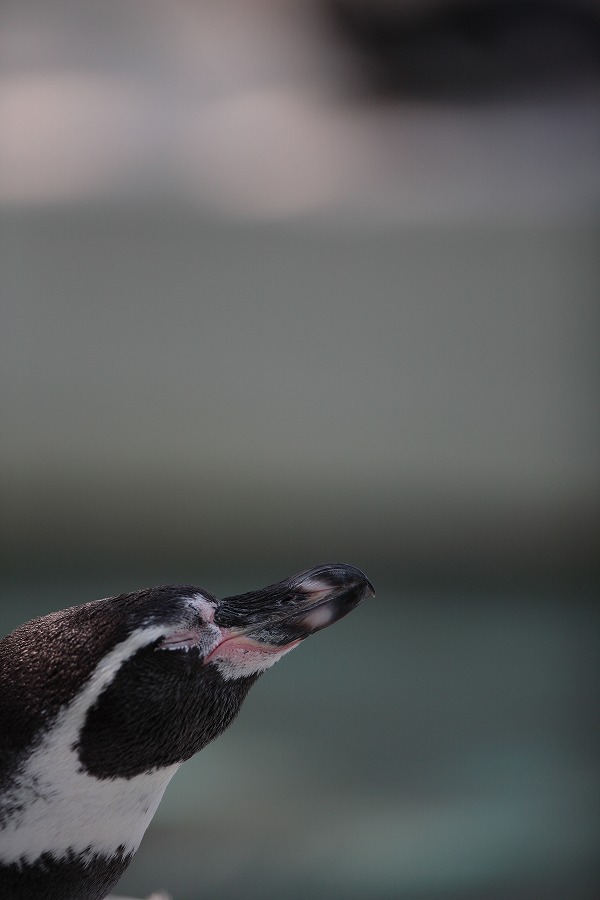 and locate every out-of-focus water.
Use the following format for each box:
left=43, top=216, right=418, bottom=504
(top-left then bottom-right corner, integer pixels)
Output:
left=2, top=574, right=597, bottom=899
